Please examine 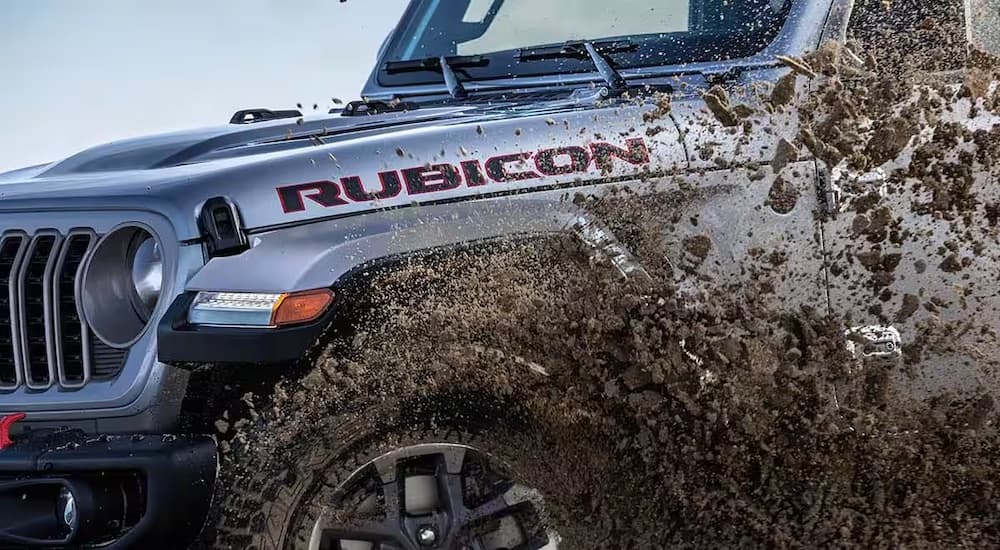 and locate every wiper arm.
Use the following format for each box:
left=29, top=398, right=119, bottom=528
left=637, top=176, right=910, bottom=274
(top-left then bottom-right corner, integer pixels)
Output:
left=583, top=42, right=628, bottom=91
left=517, top=39, right=636, bottom=91
left=383, top=55, right=489, bottom=100
left=438, top=56, right=468, bottom=100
